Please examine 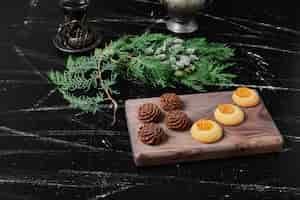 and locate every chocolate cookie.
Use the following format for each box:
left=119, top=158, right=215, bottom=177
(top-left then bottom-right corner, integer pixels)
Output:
left=138, top=123, right=167, bottom=145
left=160, top=93, right=183, bottom=111
left=166, top=110, right=192, bottom=131
left=138, top=103, right=162, bottom=123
